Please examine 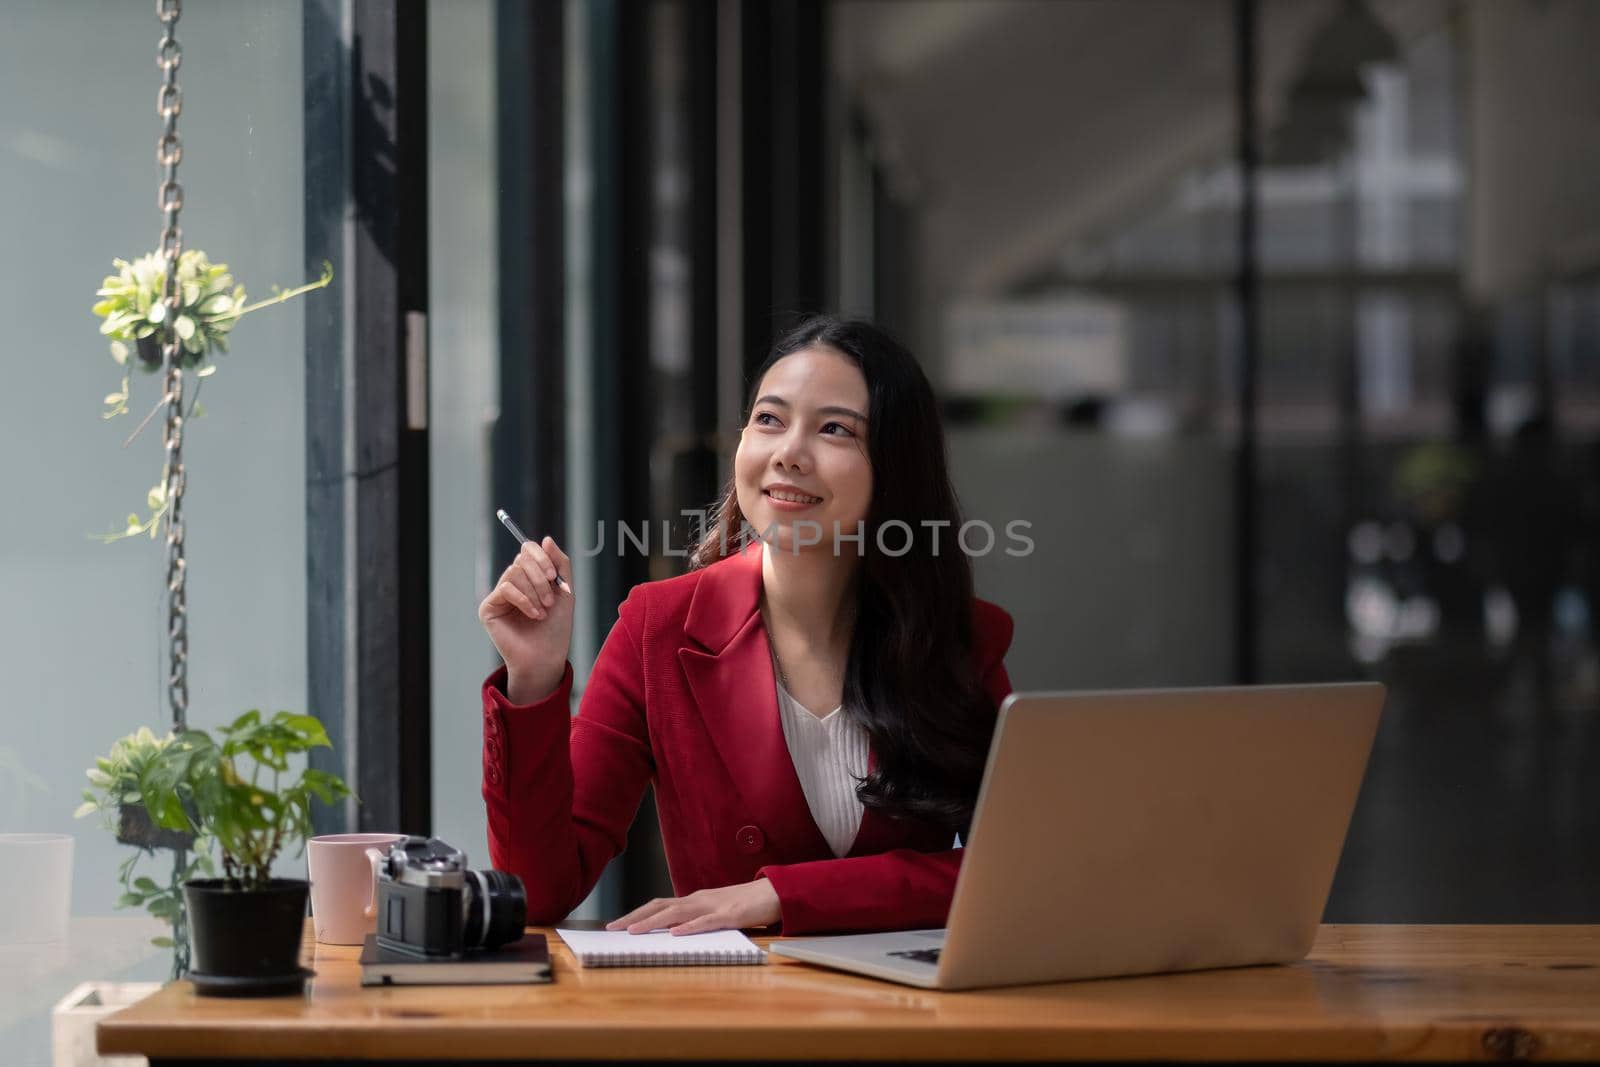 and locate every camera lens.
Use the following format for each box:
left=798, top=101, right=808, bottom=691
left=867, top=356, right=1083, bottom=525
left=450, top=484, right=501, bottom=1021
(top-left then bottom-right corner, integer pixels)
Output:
left=464, top=868, right=527, bottom=950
